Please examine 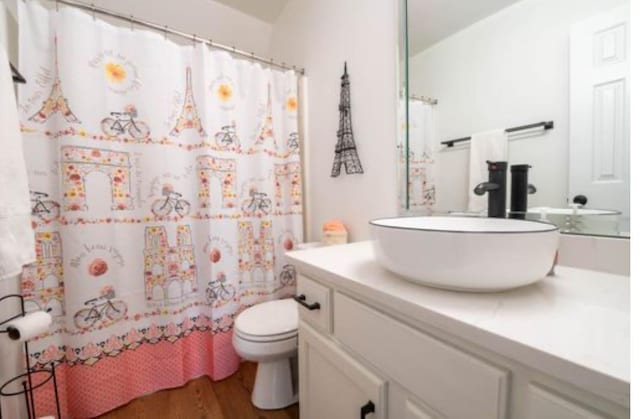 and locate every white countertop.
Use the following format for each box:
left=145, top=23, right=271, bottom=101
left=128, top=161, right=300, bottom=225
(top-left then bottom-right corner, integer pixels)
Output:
left=286, top=241, right=629, bottom=405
